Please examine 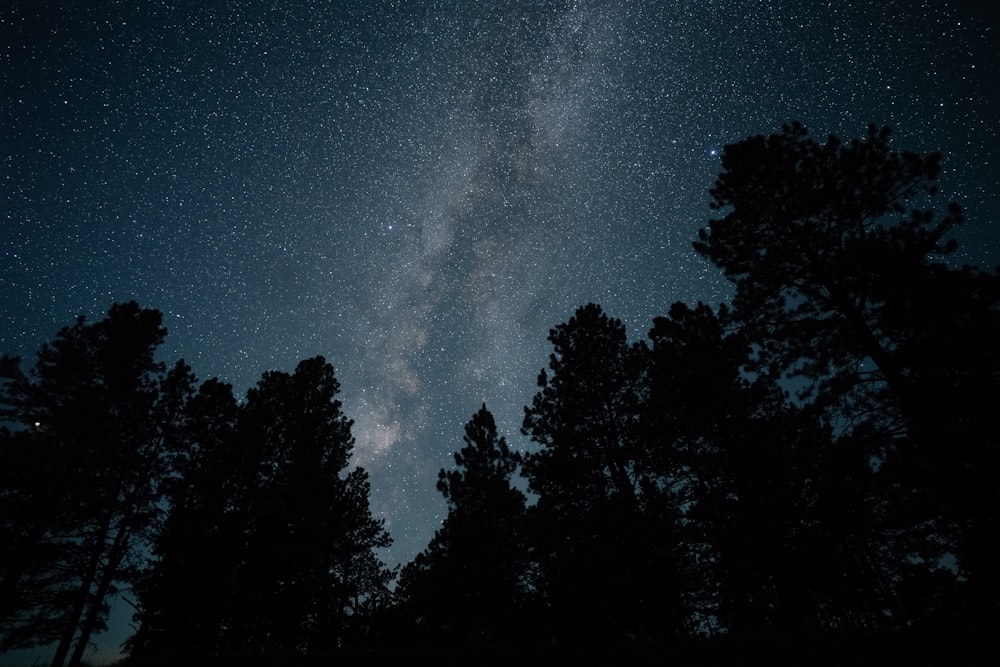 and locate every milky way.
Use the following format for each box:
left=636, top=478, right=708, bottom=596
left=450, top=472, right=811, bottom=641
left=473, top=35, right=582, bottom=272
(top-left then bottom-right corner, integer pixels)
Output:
left=3, top=0, right=999, bottom=583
